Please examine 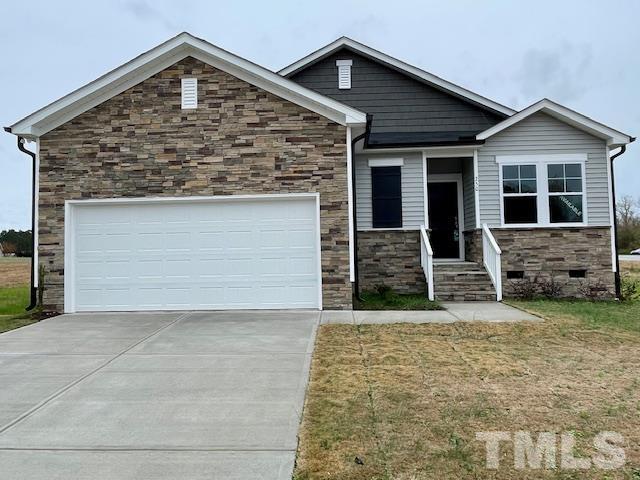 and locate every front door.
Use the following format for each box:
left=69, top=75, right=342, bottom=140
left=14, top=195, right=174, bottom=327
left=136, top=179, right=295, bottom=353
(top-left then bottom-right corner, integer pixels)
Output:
left=427, top=182, right=461, bottom=258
